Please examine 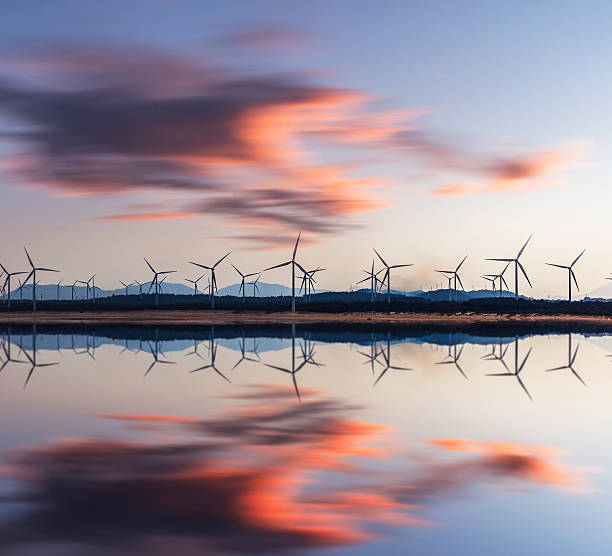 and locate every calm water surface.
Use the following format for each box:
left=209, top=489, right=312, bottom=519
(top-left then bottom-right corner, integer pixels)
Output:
left=1, top=325, right=611, bottom=555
